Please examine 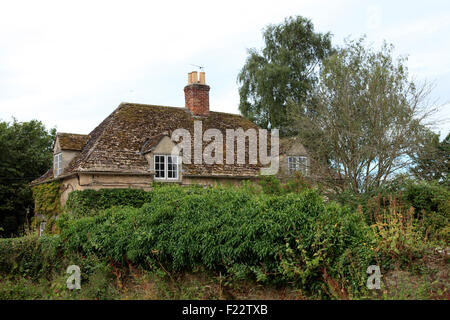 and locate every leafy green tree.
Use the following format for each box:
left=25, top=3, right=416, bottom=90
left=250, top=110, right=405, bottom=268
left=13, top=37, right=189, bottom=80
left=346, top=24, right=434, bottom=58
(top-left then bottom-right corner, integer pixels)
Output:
left=0, top=119, right=55, bottom=237
left=291, top=37, right=436, bottom=193
left=237, top=16, right=333, bottom=133
left=410, top=132, right=449, bottom=182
